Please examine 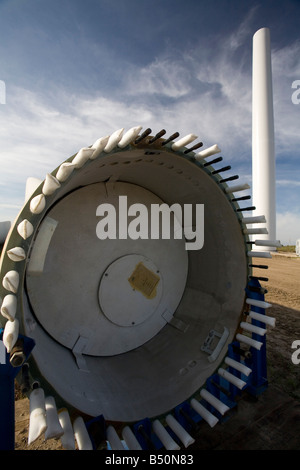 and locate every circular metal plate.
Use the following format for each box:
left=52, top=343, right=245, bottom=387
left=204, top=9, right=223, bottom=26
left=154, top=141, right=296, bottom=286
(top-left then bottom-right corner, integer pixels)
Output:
left=99, top=254, right=163, bottom=327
